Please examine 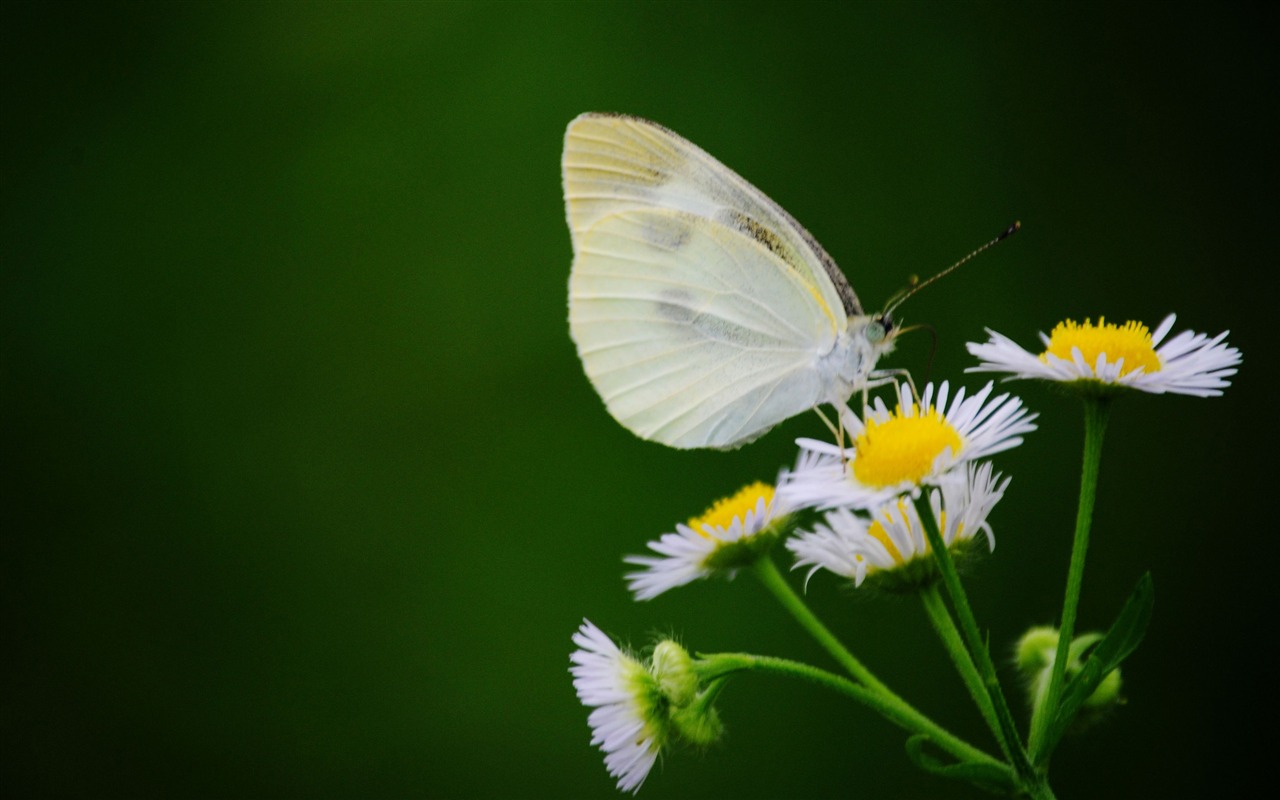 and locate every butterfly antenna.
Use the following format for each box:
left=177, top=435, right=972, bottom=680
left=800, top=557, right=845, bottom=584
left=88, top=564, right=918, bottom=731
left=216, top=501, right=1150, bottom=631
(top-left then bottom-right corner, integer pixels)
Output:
left=885, top=221, right=1021, bottom=315
left=881, top=278, right=918, bottom=312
